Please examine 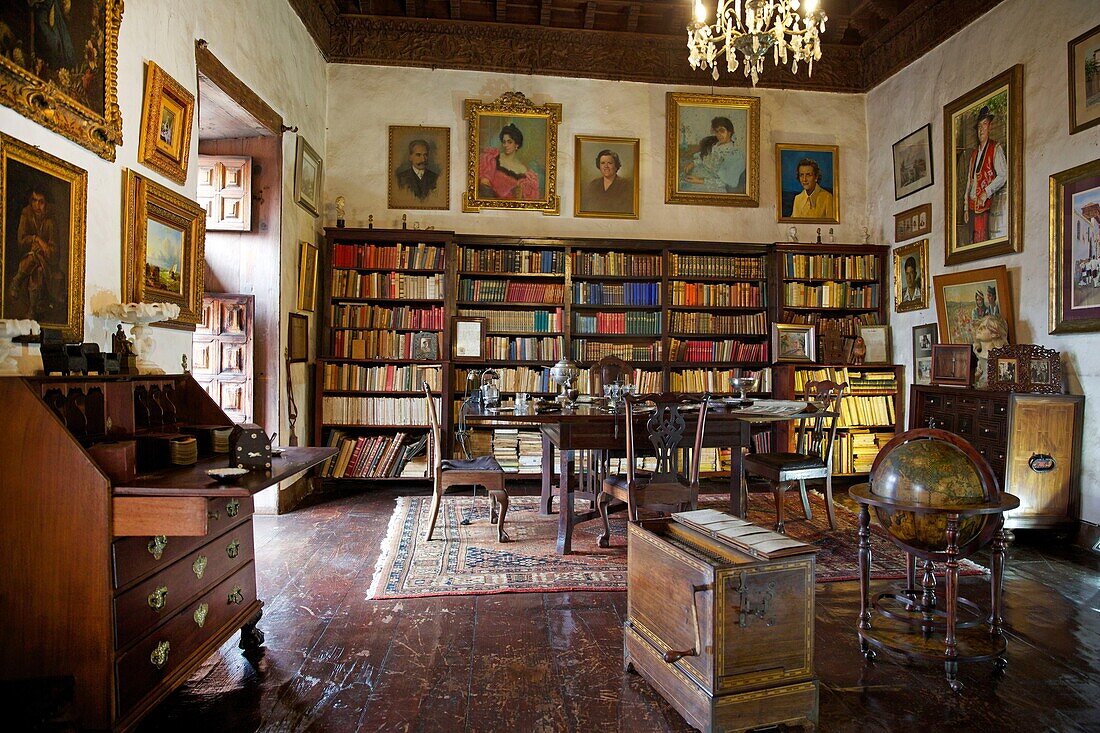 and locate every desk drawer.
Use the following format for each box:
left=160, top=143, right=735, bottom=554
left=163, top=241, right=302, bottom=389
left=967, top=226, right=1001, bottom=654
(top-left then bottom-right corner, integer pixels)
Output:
left=112, top=496, right=253, bottom=588
left=115, top=563, right=257, bottom=718
left=114, top=522, right=254, bottom=649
